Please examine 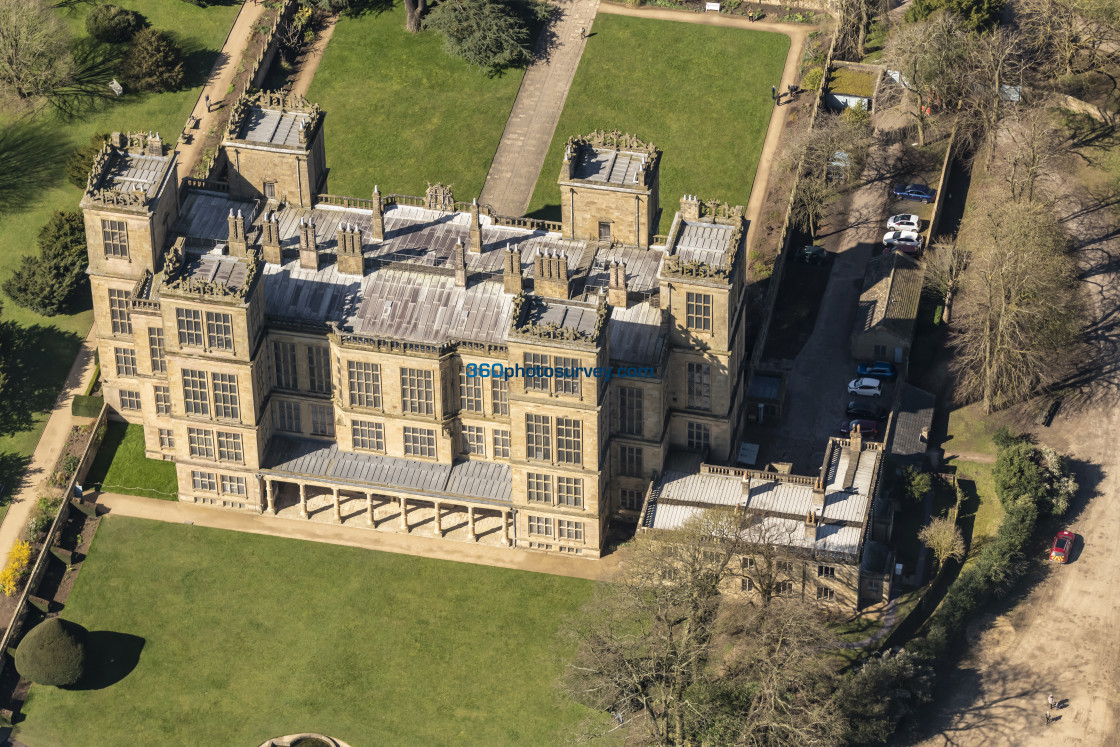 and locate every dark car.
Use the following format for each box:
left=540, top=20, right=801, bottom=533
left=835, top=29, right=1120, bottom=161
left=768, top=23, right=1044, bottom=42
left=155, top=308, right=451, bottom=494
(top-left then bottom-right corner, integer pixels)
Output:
left=892, top=183, right=935, bottom=203
left=1050, top=530, right=1075, bottom=563
left=846, top=401, right=887, bottom=419
left=799, top=245, right=828, bottom=264
left=857, top=361, right=897, bottom=379
left=840, top=419, right=879, bottom=436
